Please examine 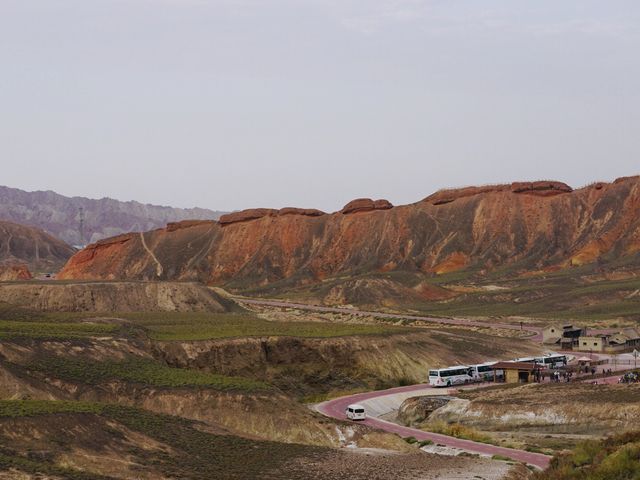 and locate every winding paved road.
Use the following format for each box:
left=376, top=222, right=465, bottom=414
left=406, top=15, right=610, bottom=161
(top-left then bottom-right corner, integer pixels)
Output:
left=315, top=383, right=551, bottom=469
left=238, top=298, right=544, bottom=340
left=239, top=298, right=633, bottom=469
